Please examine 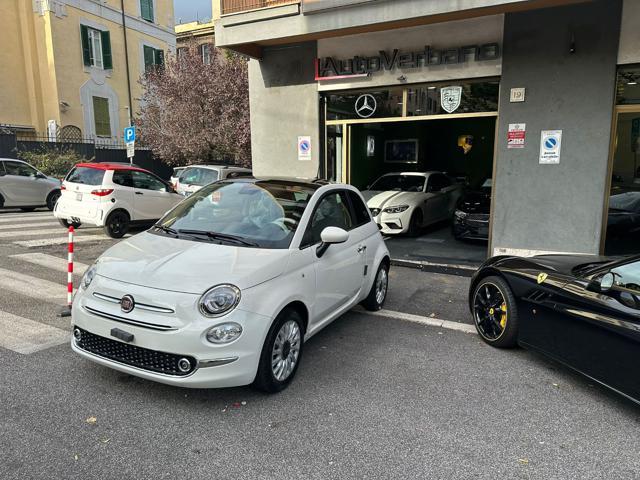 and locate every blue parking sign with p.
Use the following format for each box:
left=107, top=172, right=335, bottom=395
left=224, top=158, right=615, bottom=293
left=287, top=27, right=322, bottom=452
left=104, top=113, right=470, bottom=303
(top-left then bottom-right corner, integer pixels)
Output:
left=124, top=126, right=136, bottom=143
